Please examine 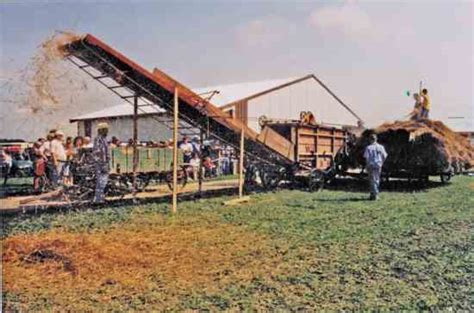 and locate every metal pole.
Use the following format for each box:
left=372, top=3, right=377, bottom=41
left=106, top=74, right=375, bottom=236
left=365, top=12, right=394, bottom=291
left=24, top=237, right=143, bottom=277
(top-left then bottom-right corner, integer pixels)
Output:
left=132, top=94, right=138, bottom=196
left=198, top=129, right=204, bottom=195
left=239, top=127, right=244, bottom=198
left=172, top=87, right=179, bottom=213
